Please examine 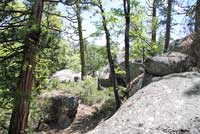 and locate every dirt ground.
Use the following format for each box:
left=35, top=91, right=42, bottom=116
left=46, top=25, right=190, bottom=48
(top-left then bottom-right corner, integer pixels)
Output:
left=41, top=103, right=105, bottom=134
